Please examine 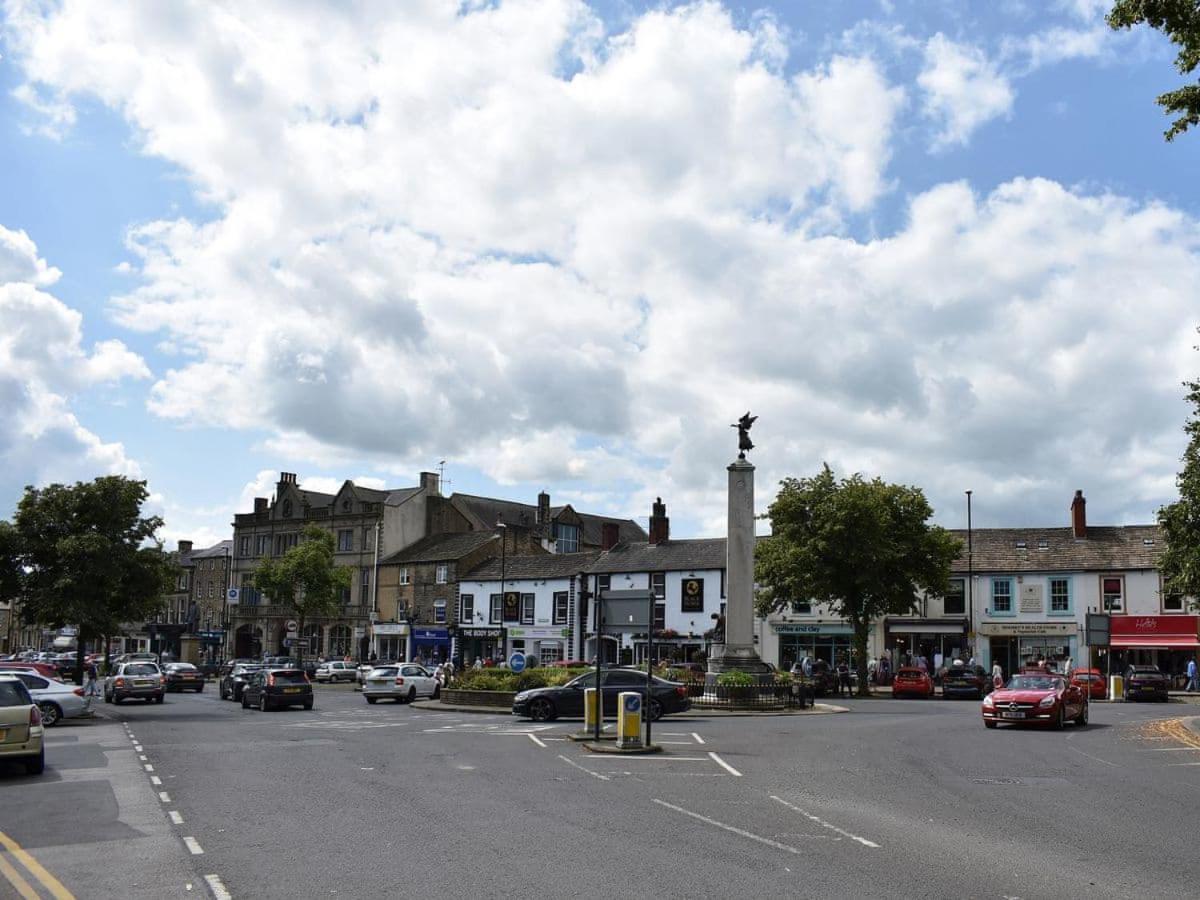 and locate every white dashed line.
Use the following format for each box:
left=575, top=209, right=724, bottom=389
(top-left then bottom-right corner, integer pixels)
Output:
left=169, top=811, right=184, bottom=825
left=558, top=754, right=610, bottom=781
left=528, top=734, right=547, bottom=748
left=144, top=764, right=155, bottom=772
left=691, top=732, right=706, bottom=745
left=708, top=752, right=742, bottom=776
left=183, top=836, right=204, bottom=855
left=769, top=795, right=880, bottom=848
left=204, top=874, right=232, bottom=900
left=652, top=799, right=807, bottom=855
left=134, top=745, right=143, bottom=752
left=158, top=791, right=171, bottom=803
left=139, top=754, right=148, bottom=761
left=150, top=775, right=162, bottom=786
